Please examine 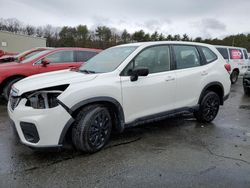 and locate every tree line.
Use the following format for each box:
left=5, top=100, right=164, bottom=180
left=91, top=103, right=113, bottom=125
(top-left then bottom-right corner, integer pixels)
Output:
left=1, top=18, right=250, bottom=51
